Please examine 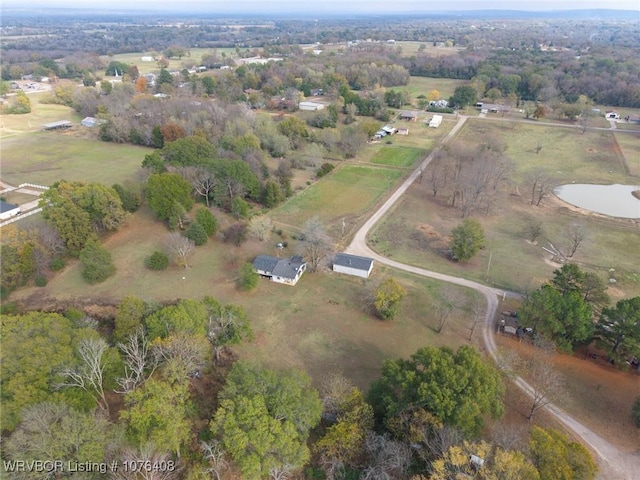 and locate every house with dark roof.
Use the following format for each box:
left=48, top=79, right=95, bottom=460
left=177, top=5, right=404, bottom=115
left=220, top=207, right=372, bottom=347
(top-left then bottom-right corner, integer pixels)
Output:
left=333, top=253, right=374, bottom=278
left=0, top=200, right=20, bottom=220
left=253, top=255, right=307, bottom=286
left=399, top=111, right=419, bottom=121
